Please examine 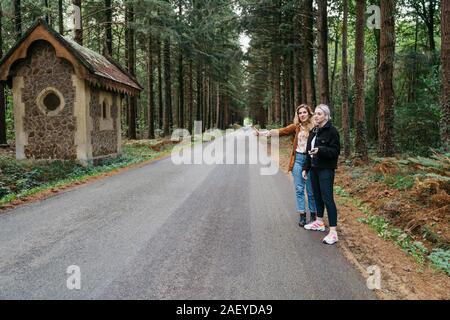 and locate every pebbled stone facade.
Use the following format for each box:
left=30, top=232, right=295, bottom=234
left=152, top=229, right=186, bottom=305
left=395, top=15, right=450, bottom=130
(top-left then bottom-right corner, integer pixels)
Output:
left=11, top=40, right=77, bottom=159
left=89, top=88, right=119, bottom=158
